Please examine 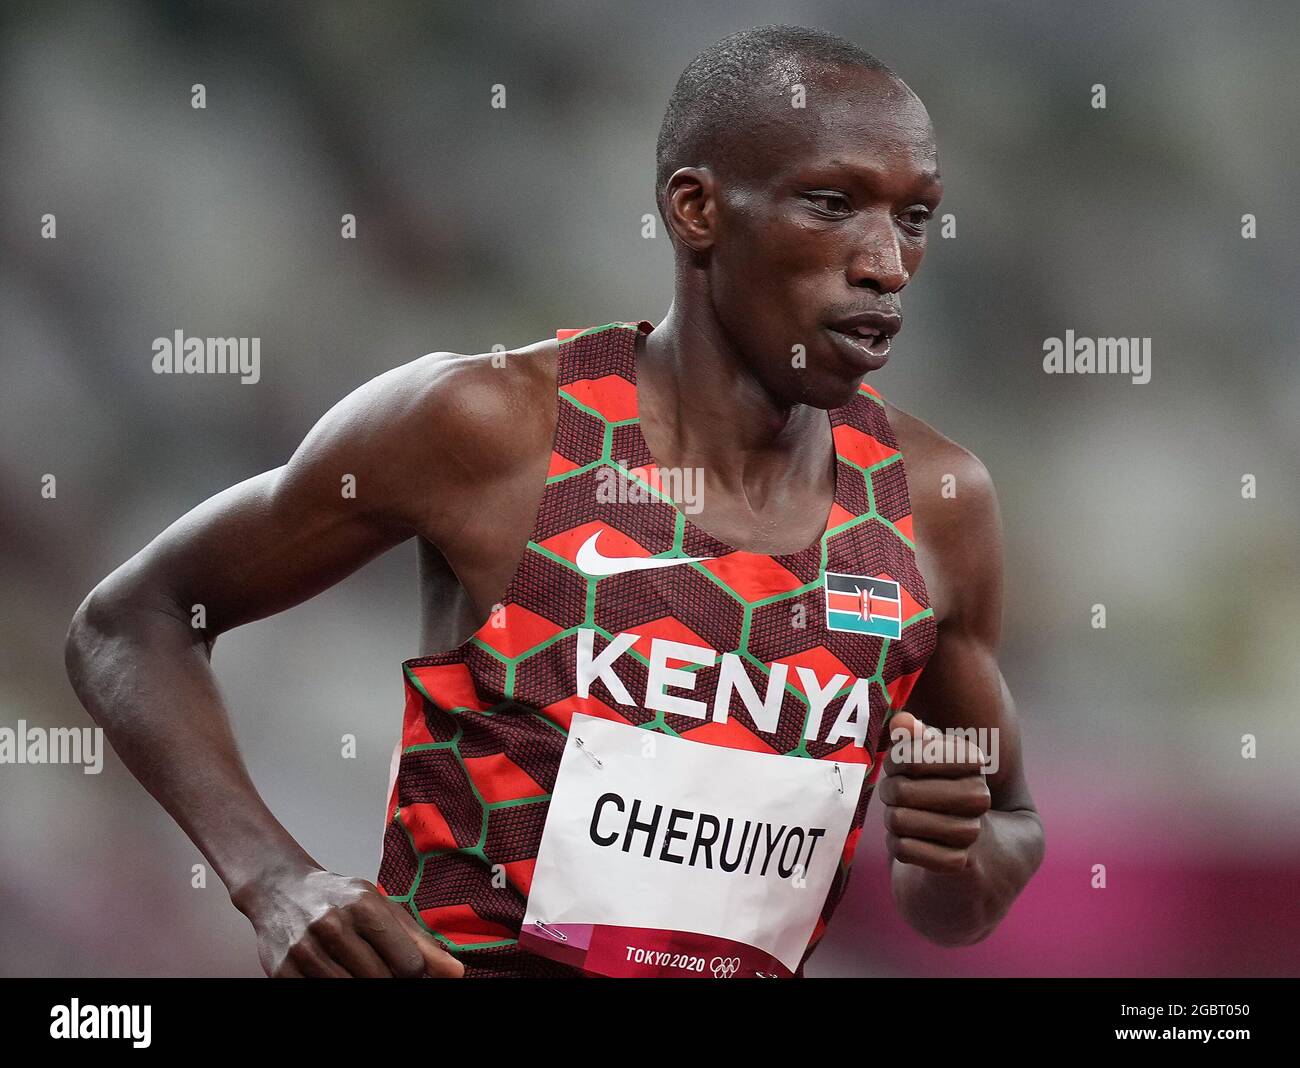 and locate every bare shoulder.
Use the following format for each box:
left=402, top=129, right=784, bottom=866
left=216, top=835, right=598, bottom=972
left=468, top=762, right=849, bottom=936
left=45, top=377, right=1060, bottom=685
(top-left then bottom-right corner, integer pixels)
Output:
left=883, top=400, right=997, bottom=521
left=400, top=334, right=561, bottom=465
left=883, top=398, right=1003, bottom=626
left=281, top=334, right=562, bottom=534
left=317, top=333, right=558, bottom=454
